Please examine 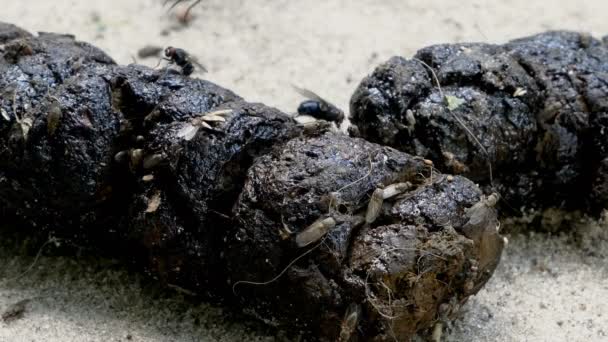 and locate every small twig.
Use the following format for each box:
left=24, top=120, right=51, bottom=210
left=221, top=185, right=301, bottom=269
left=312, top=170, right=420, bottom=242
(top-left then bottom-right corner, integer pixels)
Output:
left=390, top=247, right=447, bottom=262
left=232, top=235, right=327, bottom=295
left=364, top=274, right=398, bottom=320
left=1, top=237, right=61, bottom=284
left=333, top=154, right=374, bottom=194
left=328, top=154, right=374, bottom=213
left=474, top=22, right=488, bottom=41
left=209, top=209, right=230, bottom=219
left=413, top=57, right=494, bottom=187
left=378, top=280, right=399, bottom=342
